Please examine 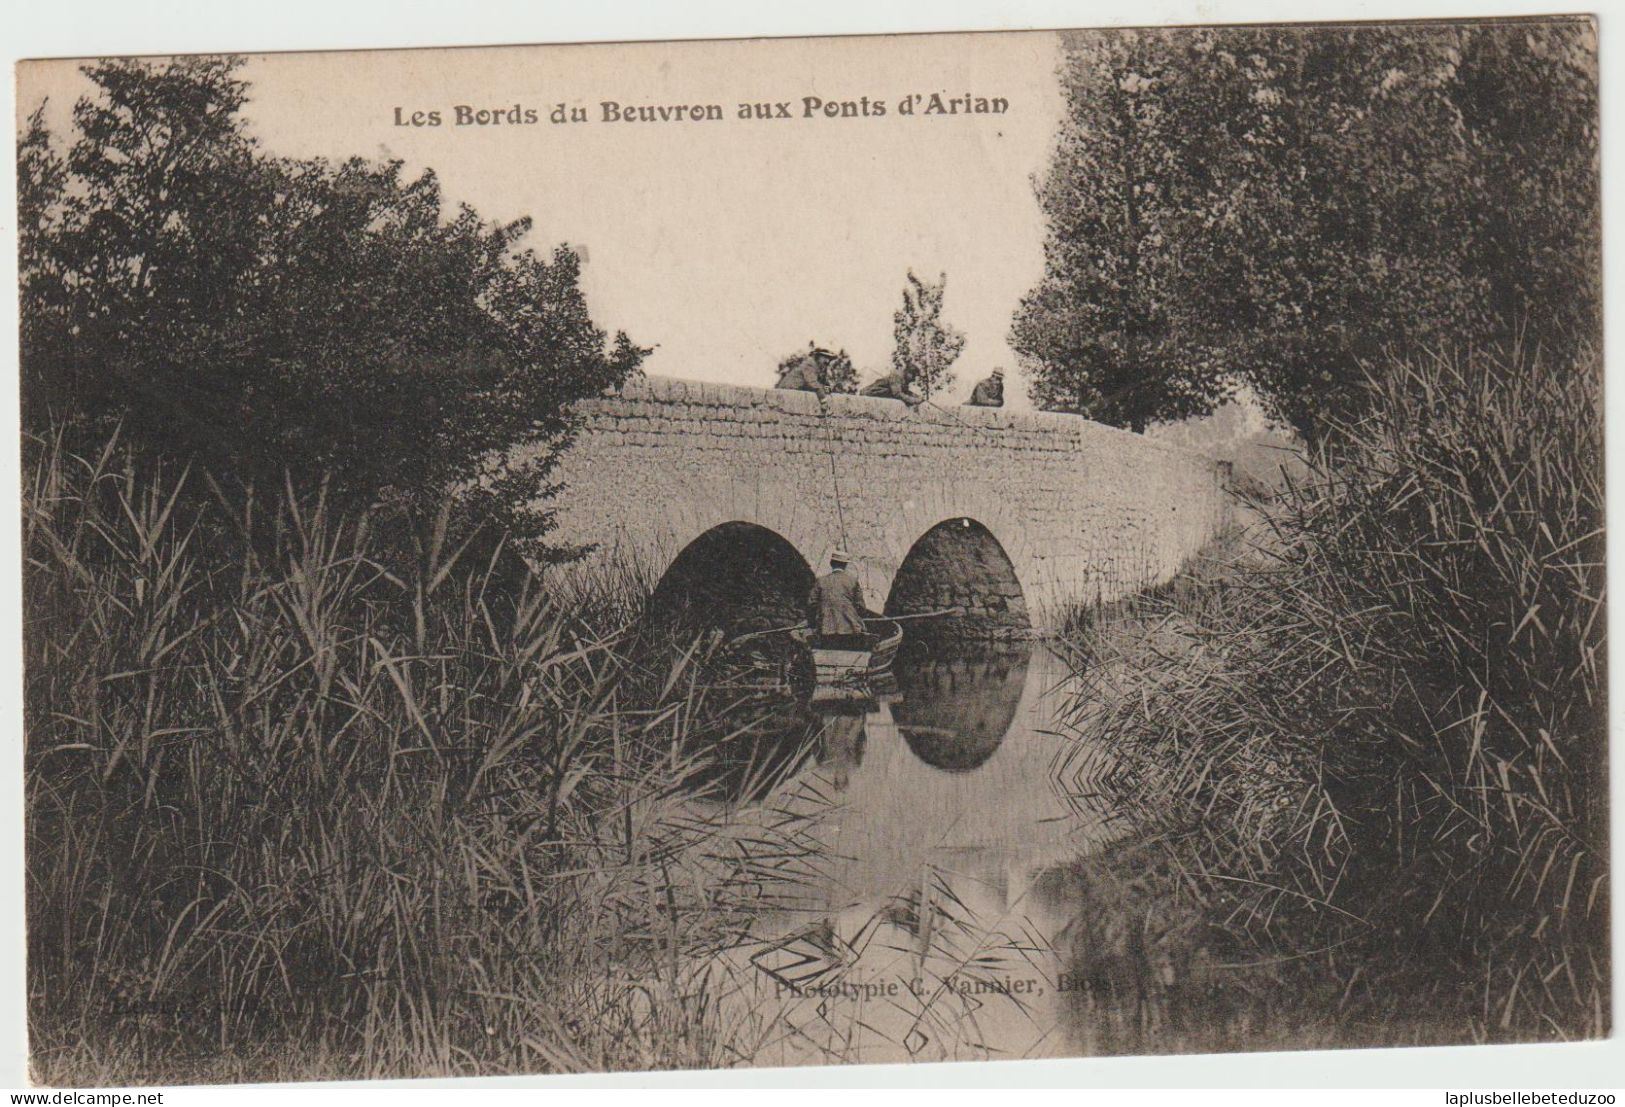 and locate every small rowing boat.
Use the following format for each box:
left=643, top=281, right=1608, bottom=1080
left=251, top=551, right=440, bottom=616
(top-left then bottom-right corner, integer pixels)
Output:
left=809, top=618, right=903, bottom=698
